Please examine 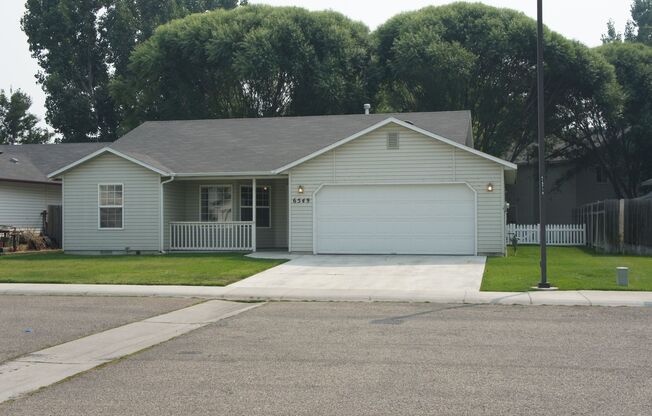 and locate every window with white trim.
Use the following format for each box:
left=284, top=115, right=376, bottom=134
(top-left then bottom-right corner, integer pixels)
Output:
left=240, top=185, right=271, bottom=228
left=99, top=184, right=123, bottom=229
left=200, top=185, right=233, bottom=221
